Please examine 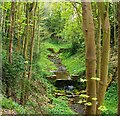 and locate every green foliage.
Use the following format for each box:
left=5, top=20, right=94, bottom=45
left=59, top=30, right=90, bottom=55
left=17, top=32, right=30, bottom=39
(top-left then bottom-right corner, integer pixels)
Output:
left=0, top=97, right=29, bottom=114
left=38, top=41, right=71, bottom=76
left=102, top=82, right=118, bottom=115
left=38, top=43, right=57, bottom=76
left=48, top=97, right=75, bottom=115
left=2, top=51, right=25, bottom=94
left=45, top=3, right=66, bottom=42
left=60, top=52, right=85, bottom=75
left=34, top=70, right=74, bottom=115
